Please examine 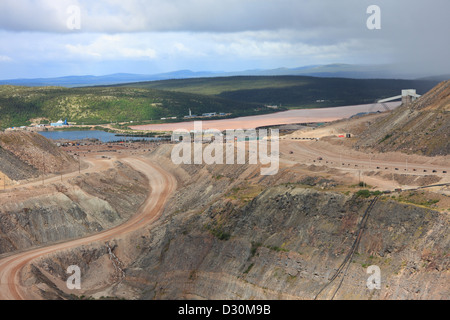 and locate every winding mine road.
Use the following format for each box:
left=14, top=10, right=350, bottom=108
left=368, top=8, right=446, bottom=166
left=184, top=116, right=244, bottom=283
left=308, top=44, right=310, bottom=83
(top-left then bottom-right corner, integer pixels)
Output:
left=0, top=156, right=176, bottom=300
left=279, top=140, right=450, bottom=190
